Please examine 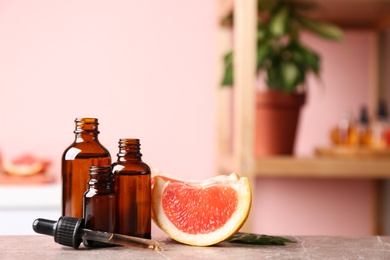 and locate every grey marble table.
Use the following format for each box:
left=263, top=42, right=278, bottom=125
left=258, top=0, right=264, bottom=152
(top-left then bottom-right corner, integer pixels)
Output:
left=1, top=235, right=390, bottom=259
